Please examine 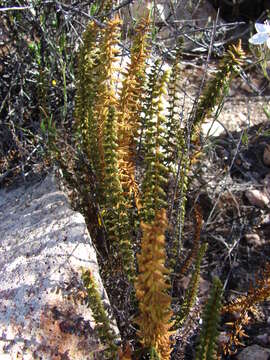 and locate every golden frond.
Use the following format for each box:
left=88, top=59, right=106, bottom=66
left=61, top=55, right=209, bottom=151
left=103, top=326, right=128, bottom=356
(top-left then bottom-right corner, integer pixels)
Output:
left=179, top=204, right=203, bottom=276
left=221, top=263, right=270, bottom=355
left=135, top=209, right=175, bottom=359
left=117, top=14, right=151, bottom=211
